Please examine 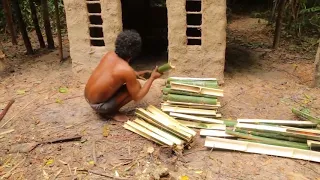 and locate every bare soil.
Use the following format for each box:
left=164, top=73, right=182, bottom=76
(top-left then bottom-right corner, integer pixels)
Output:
left=1, top=16, right=320, bottom=180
